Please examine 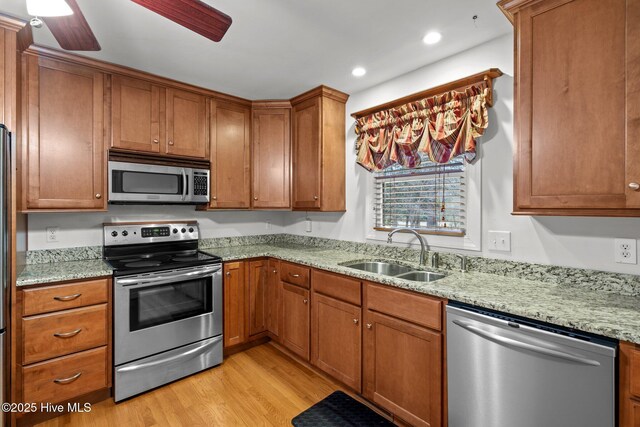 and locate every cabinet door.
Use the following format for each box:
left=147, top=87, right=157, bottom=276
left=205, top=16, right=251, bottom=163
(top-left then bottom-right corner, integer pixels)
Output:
left=248, top=260, right=267, bottom=337
left=210, top=99, right=251, bottom=208
left=311, top=293, right=361, bottom=392
left=292, top=97, right=321, bottom=209
left=111, top=75, right=163, bottom=154
left=266, top=259, right=281, bottom=340
left=252, top=108, right=291, bottom=208
left=25, top=56, right=106, bottom=210
left=281, top=283, right=310, bottom=360
left=223, top=262, right=246, bottom=348
left=363, top=310, right=442, bottom=427
left=166, top=88, right=207, bottom=158
left=514, top=0, right=628, bottom=211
